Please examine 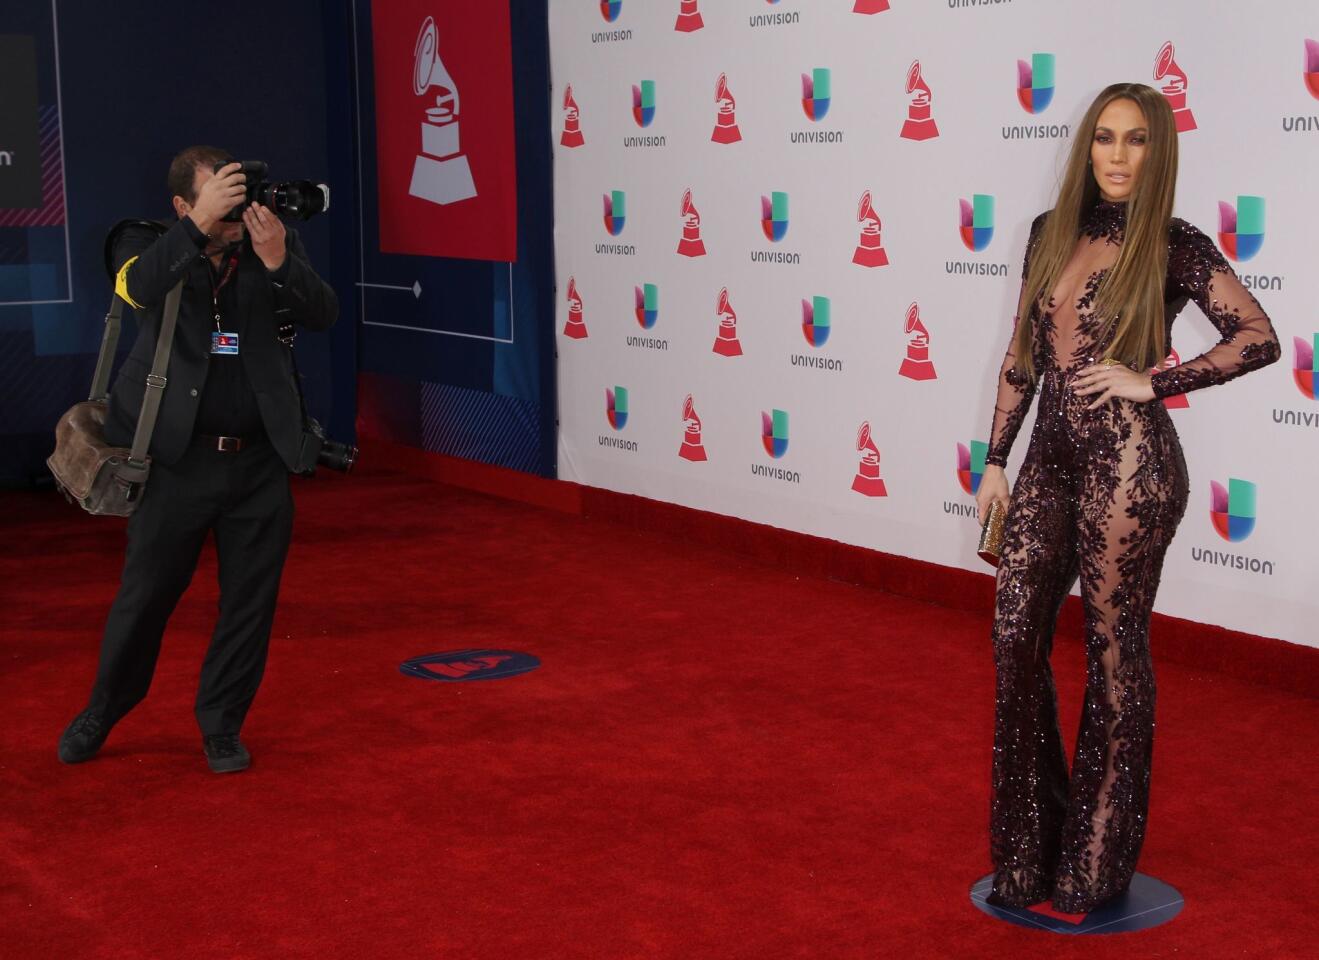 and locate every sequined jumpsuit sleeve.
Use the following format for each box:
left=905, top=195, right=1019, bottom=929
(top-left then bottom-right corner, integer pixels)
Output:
left=1151, top=220, right=1281, bottom=398
left=985, top=212, right=1049, bottom=468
